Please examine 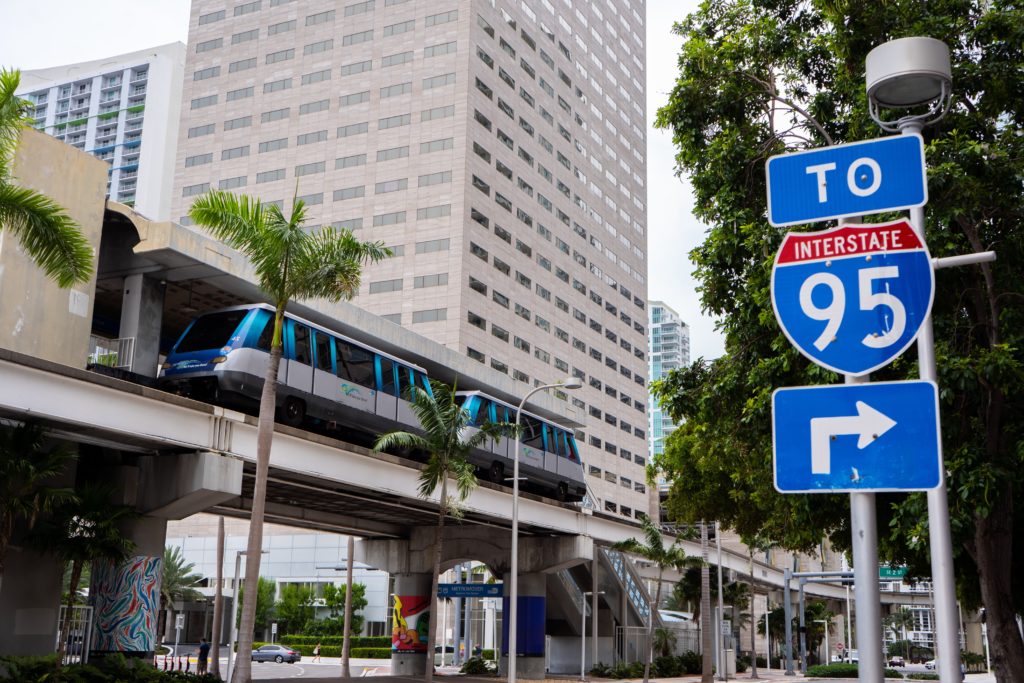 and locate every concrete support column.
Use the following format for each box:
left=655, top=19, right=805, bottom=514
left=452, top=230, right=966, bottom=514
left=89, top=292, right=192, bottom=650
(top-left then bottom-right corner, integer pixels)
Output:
left=501, top=572, right=547, bottom=680
left=119, top=273, right=164, bottom=377
left=391, top=573, right=432, bottom=676
left=90, top=515, right=167, bottom=659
